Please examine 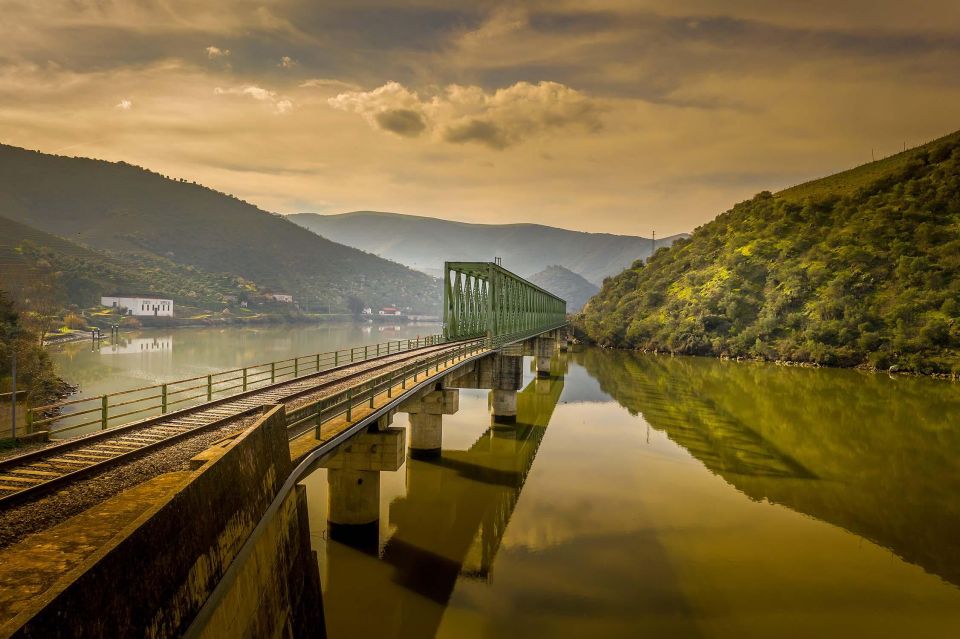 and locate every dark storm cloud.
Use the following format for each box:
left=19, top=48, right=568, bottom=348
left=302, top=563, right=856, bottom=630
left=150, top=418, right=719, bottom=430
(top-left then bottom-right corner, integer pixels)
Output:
left=374, top=109, right=427, bottom=137
left=443, top=119, right=508, bottom=149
